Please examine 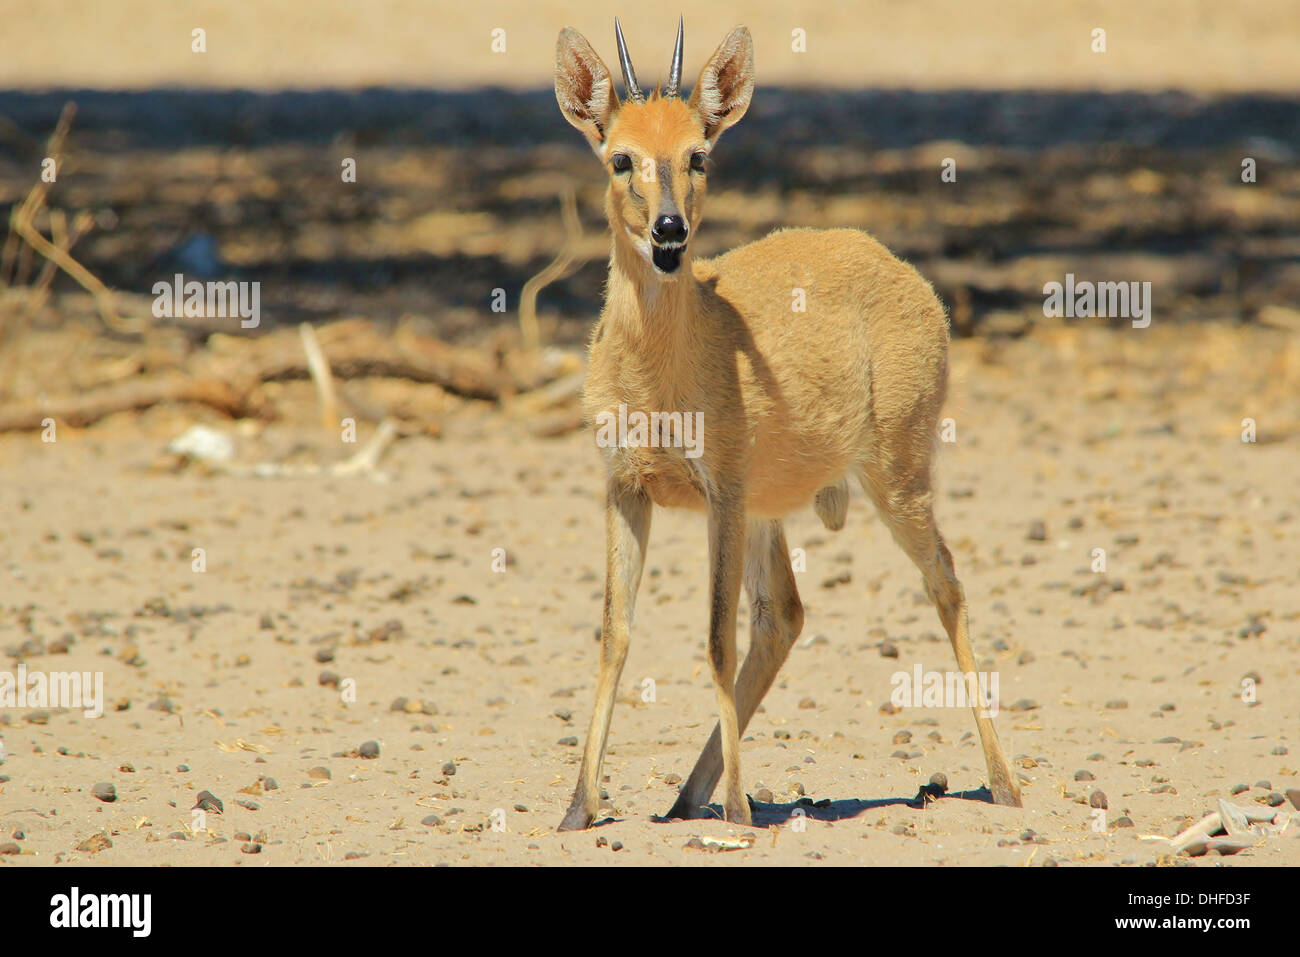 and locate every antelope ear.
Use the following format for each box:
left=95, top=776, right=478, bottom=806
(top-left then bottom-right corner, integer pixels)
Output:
left=689, top=26, right=754, bottom=146
left=555, top=27, right=619, bottom=155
